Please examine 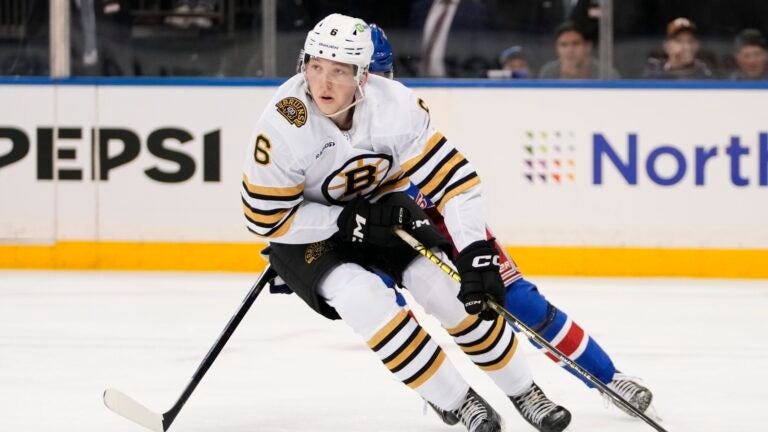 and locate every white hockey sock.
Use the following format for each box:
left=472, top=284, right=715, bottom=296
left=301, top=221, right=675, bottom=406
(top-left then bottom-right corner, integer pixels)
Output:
left=447, top=314, right=533, bottom=397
